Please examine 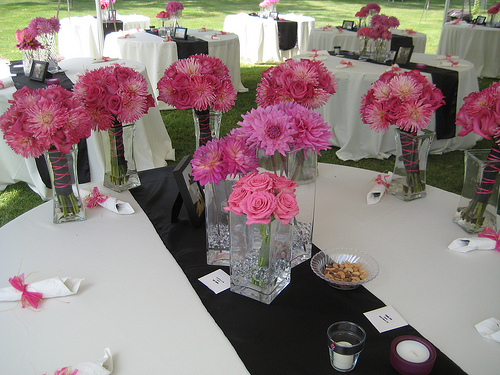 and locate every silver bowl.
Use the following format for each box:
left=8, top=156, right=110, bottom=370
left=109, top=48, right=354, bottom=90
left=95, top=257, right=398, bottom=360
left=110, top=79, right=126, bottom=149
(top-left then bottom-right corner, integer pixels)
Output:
left=311, top=248, right=379, bottom=290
